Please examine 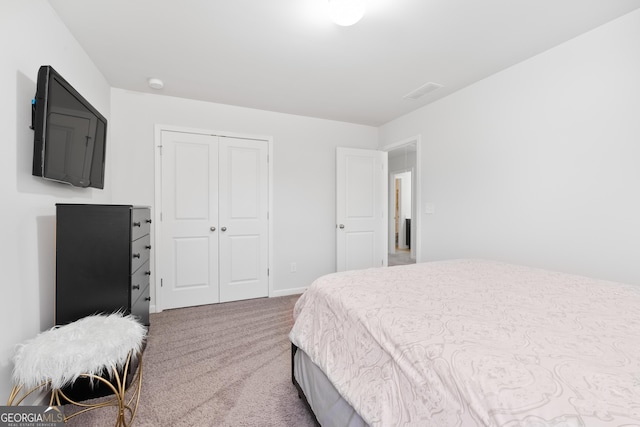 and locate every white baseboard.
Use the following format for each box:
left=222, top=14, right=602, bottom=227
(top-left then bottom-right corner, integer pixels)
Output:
left=35, top=390, right=49, bottom=405
left=270, top=287, right=307, bottom=298
left=149, top=290, right=305, bottom=315
left=13, top=388, right=50, bottom=406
